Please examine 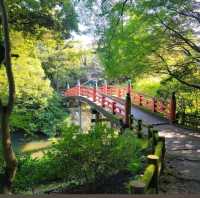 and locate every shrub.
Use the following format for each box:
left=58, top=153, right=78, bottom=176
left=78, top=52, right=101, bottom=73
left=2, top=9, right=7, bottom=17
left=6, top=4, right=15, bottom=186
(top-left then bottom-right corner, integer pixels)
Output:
left=10, top=93, right=68, bottom=137
left=13, top=124, right=145, bottom=192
